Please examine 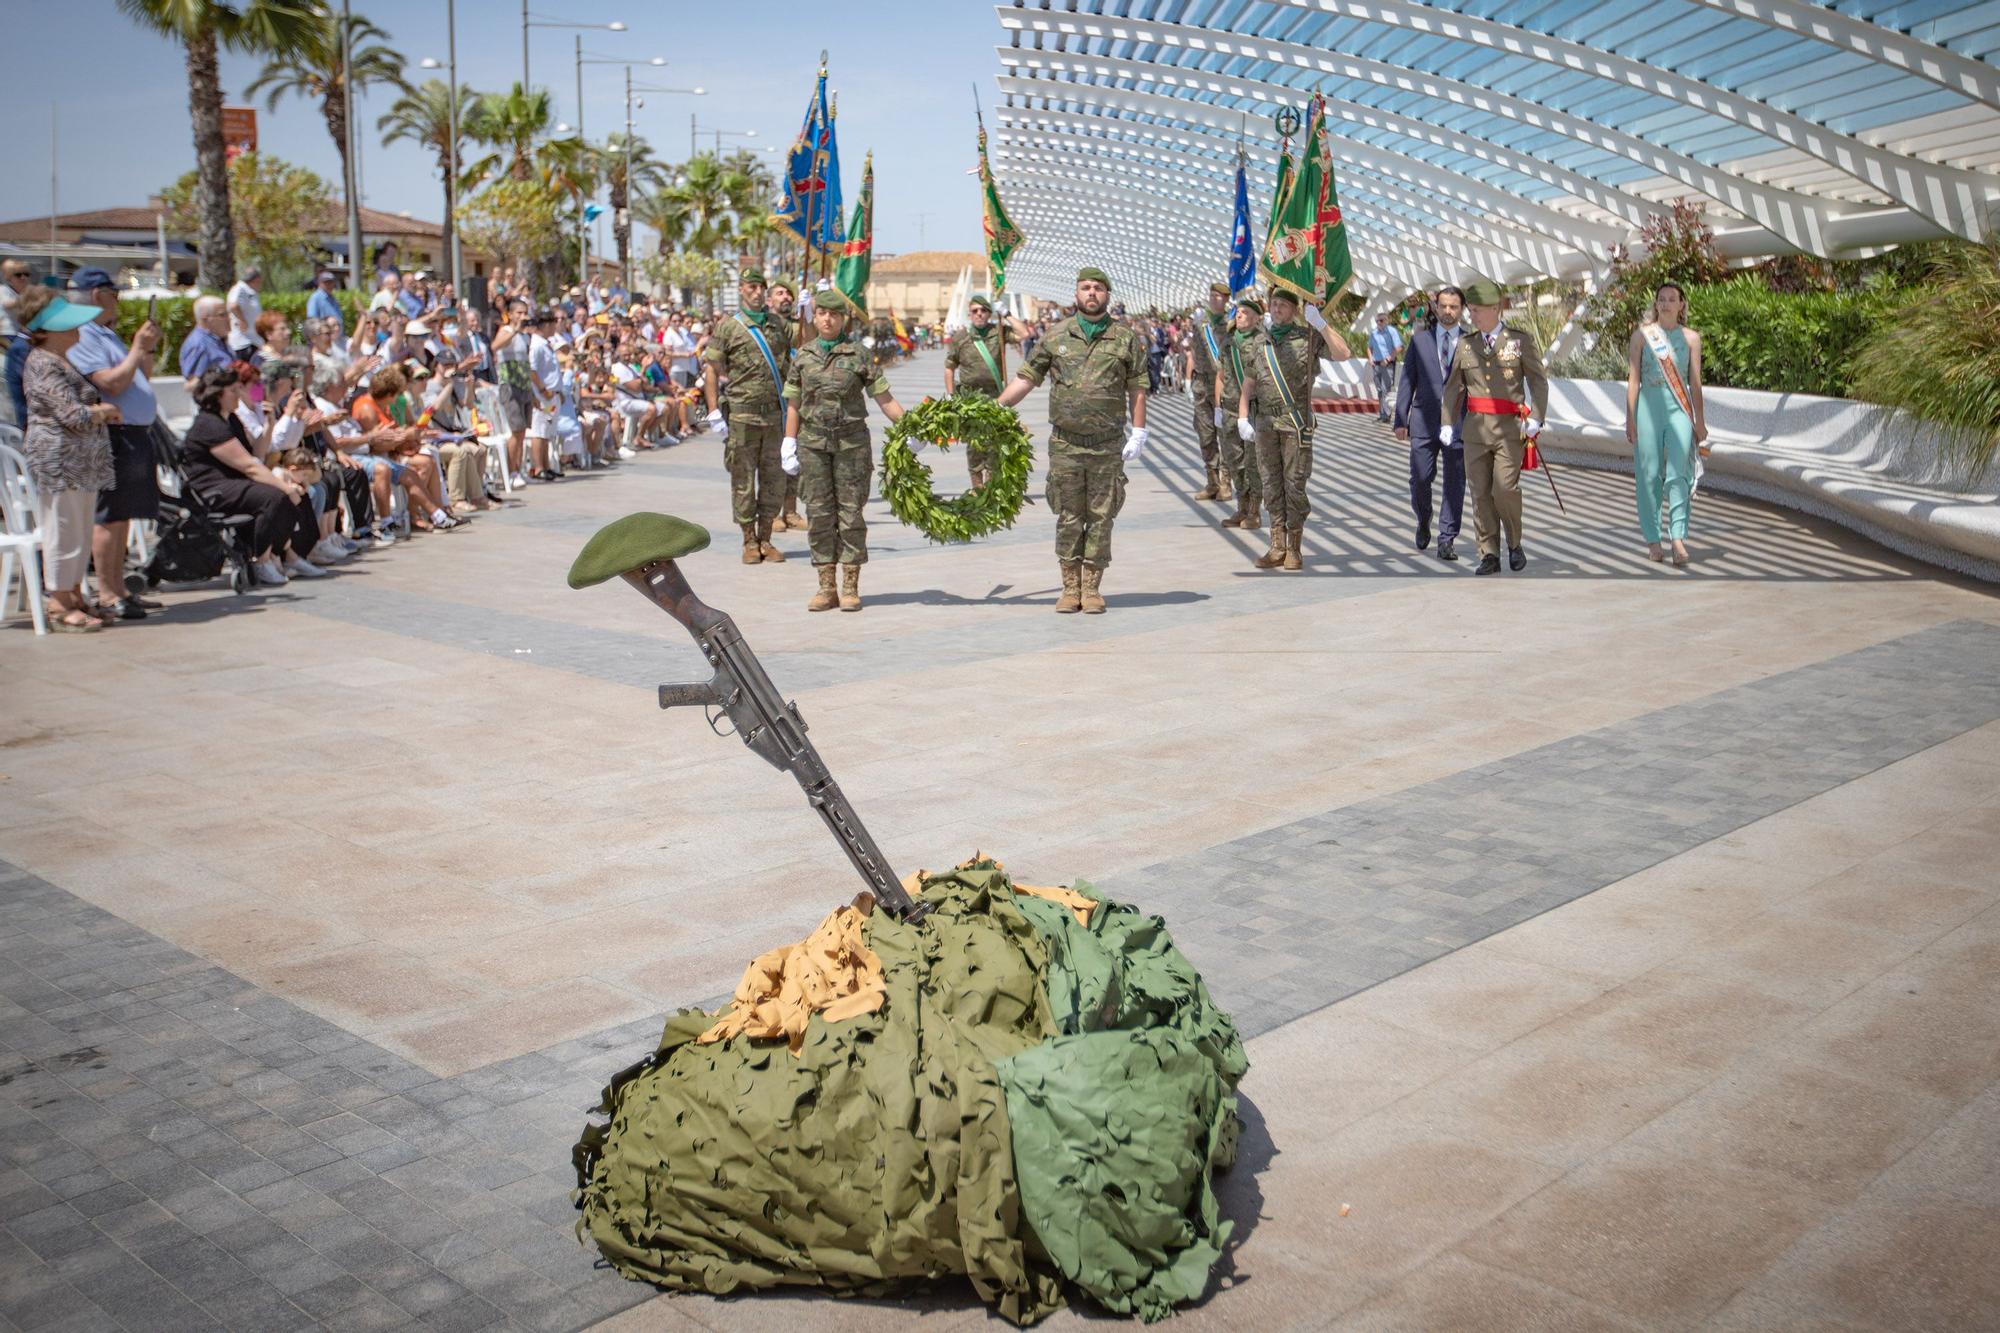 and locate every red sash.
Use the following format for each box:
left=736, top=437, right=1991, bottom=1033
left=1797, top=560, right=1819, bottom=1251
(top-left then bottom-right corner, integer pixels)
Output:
left=1466, top=397, right=1540, bottom=468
